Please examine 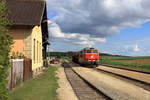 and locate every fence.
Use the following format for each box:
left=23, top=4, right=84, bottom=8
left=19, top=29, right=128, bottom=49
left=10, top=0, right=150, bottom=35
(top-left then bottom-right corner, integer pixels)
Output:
left=8, top=58, right=32, bottom=90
